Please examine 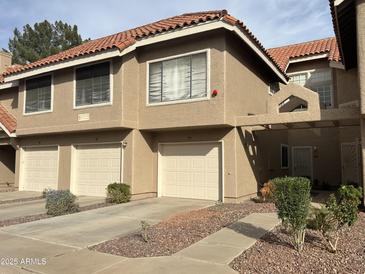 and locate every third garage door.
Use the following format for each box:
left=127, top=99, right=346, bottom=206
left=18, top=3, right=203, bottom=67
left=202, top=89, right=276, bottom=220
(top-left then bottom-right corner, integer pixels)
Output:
left=159, top=143, right=221, bottom=201
left=72, top=144, right=122, bottom=197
